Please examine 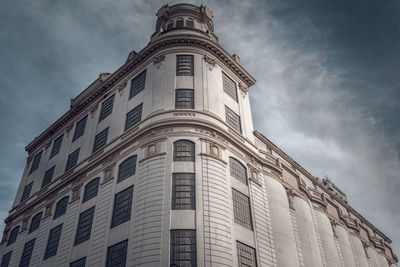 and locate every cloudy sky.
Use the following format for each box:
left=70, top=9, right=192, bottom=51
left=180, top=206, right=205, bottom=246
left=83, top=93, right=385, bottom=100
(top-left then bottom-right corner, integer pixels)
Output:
left=1, top=0, right=399, bottom=255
